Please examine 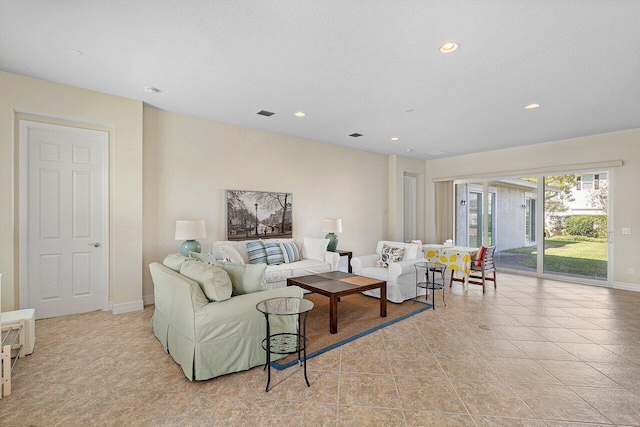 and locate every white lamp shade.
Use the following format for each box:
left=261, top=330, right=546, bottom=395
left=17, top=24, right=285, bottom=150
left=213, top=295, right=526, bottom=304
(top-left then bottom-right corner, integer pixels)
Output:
left=321, top=218, right=342, bottom=233
left=175, top=220, right=207, bottom=240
